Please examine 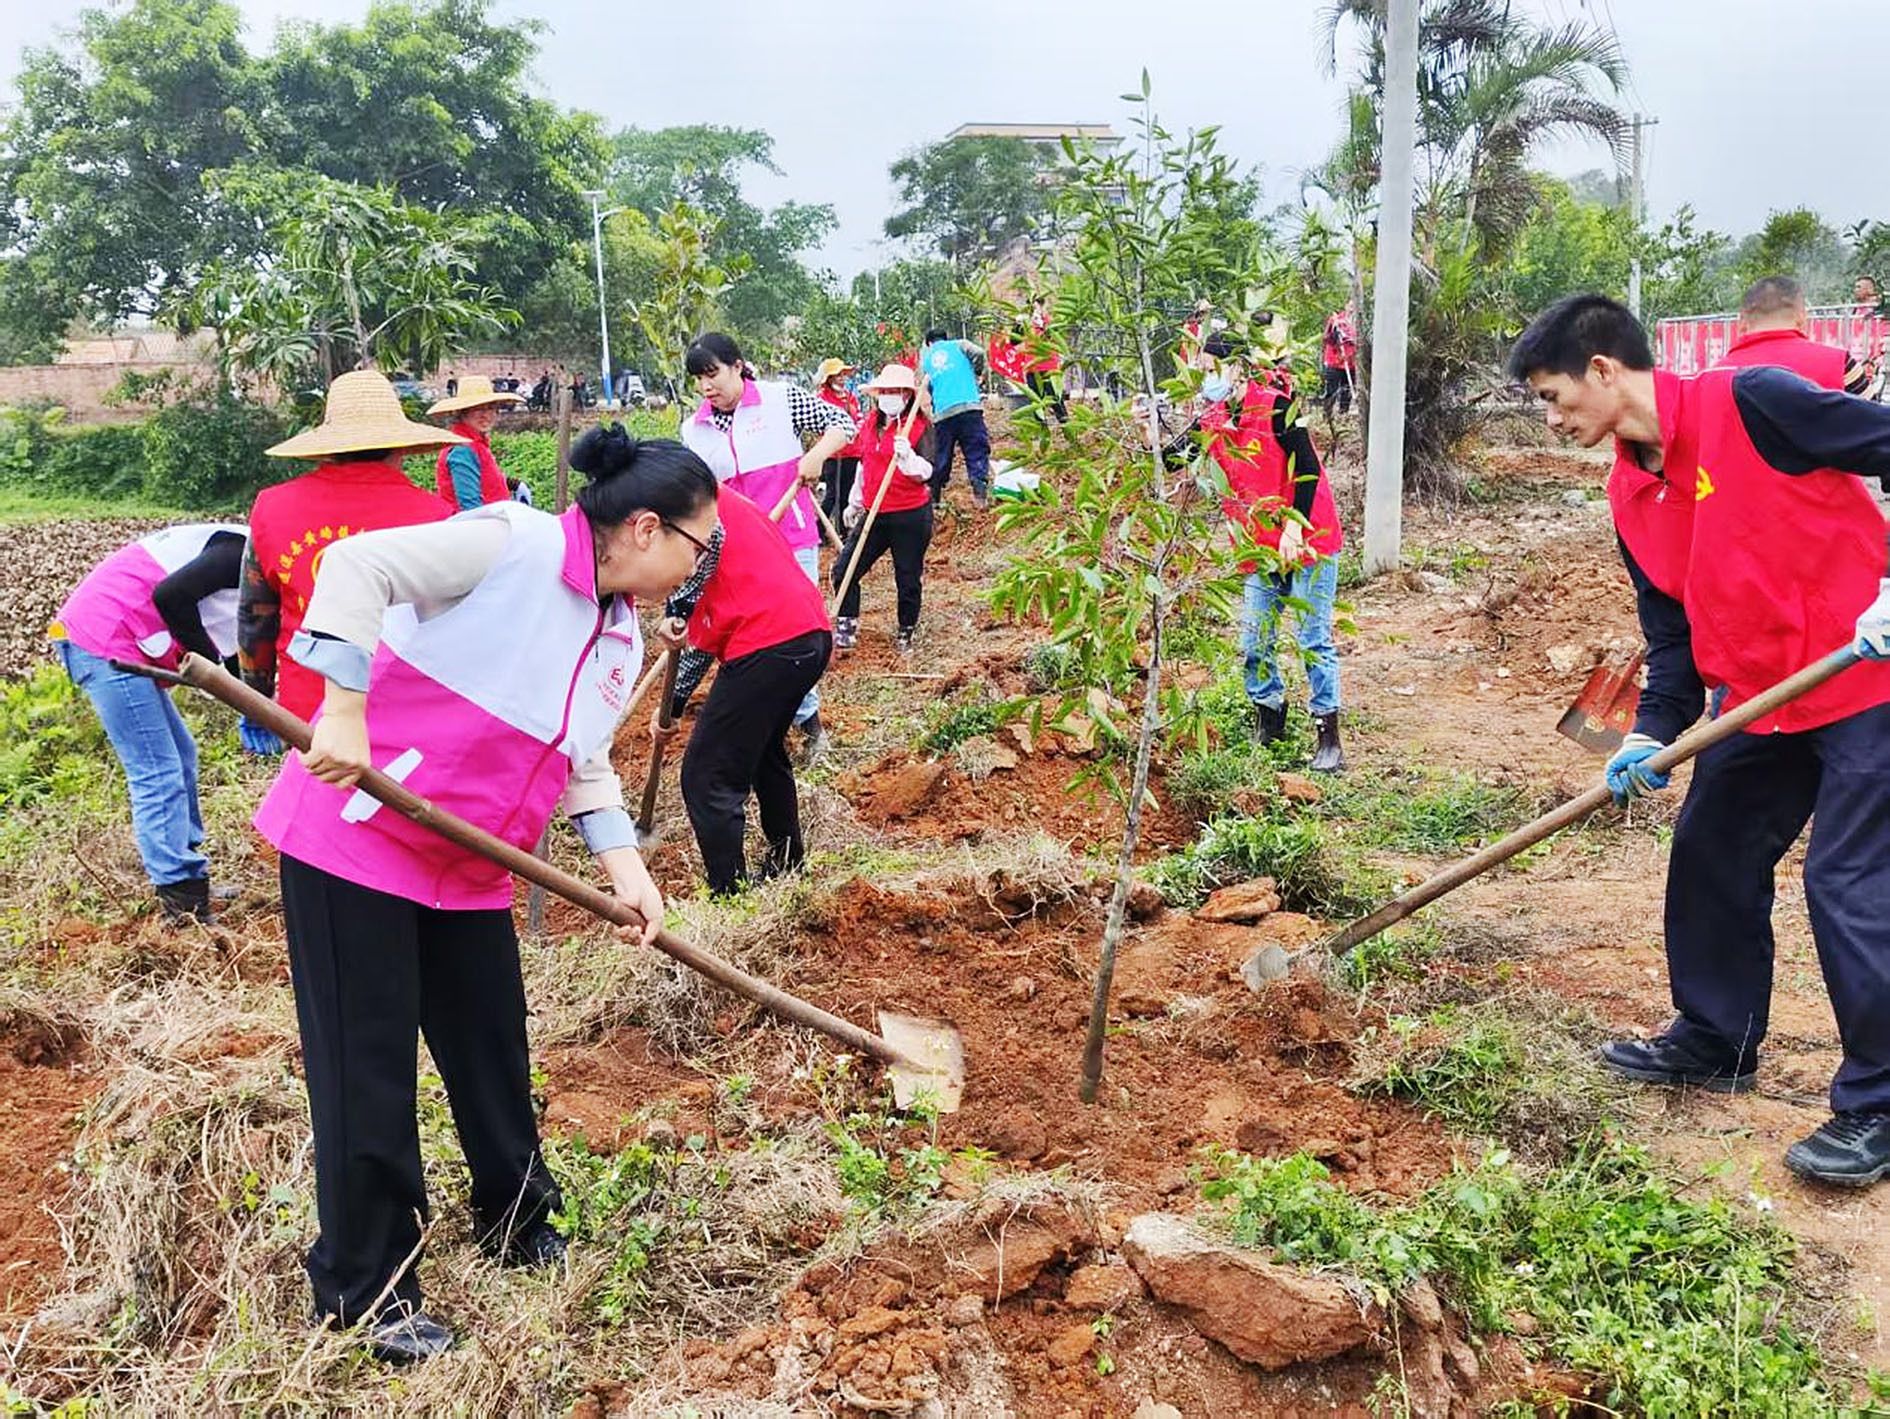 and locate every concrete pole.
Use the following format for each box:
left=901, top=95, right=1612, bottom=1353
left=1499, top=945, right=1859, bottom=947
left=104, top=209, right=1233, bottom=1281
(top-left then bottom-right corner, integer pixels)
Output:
left=1626, top=116, right=1653, bottom=320
left=586, top=189, right=614, bottom=408
left=1363, top=0, right=1421, bottom=576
